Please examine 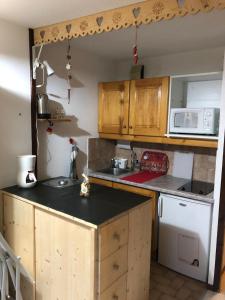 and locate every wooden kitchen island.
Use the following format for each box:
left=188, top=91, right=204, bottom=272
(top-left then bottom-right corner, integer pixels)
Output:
left=2, top=181, right=153, bottom=300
